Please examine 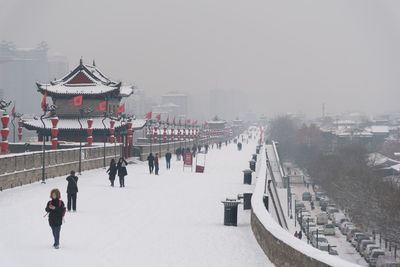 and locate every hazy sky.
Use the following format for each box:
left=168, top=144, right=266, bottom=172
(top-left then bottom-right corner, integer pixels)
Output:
left=1, top=0, right=400, bottom=118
